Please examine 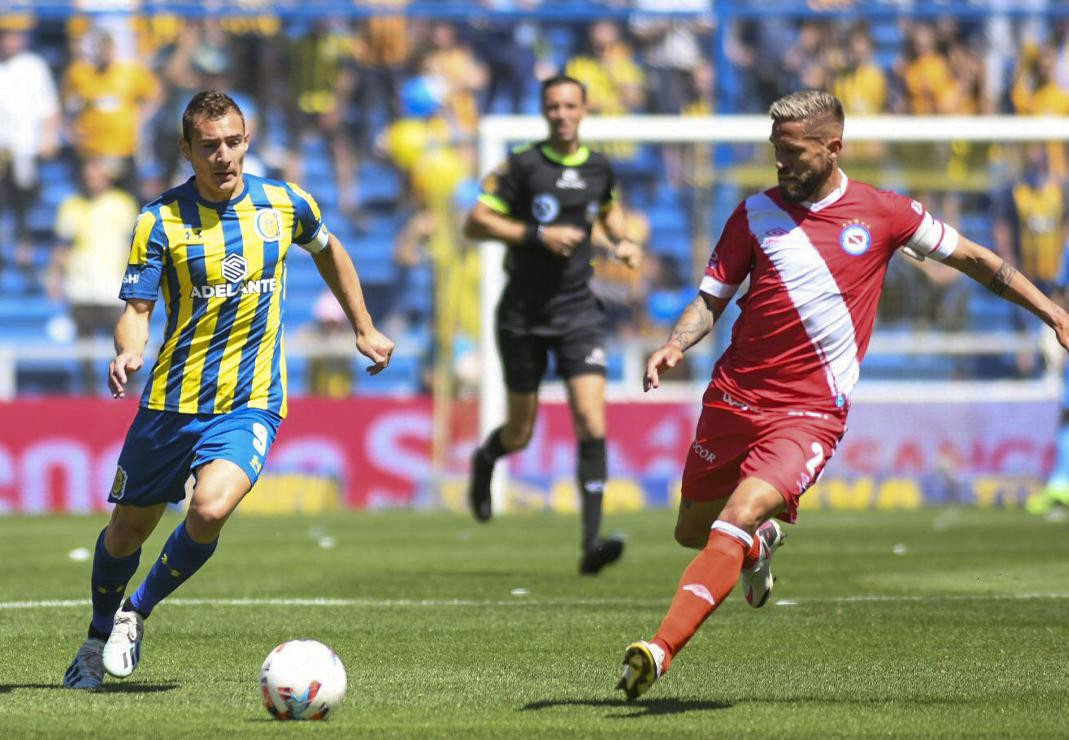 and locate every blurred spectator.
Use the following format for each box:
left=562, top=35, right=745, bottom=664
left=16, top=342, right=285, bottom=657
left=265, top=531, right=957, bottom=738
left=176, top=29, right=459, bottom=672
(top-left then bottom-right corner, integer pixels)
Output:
left=471, top=12, right=537, bottom=114
left=418, top=22, right=488, bottom=141
left=1011, top=41, right=1069, bottom=178
left=629, top=0, right=712, bottom=115
left=565, top=21, right=645, bottom=160
left=831, top=25, right=888, bottom=115
left=0, top=15, right=61, bottom=276
left=782, top=21, right=834, bottom=97
left=62, top=26, right=162, bottom=196
left=48, top=156, right=138, bottom=390
left=566, top=21, right=645, bottom=116
left=352, top=5, right=411, bottom=123
left=896, top=22, right=959, bottom=114
left=286, top=20, right=360, bottom=216
left=992, top=144, right=1068, bottom=297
